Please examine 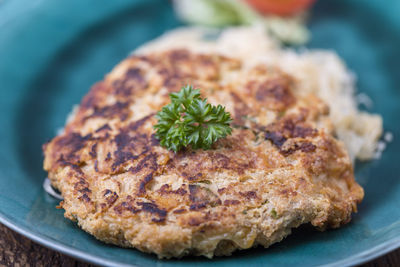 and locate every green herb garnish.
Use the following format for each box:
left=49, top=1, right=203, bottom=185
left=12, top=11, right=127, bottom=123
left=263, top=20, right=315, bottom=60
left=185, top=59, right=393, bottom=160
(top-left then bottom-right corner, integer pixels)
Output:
left=197, top=180, right=212, bottom=184
left=271, top=208, right=278, bottom=219
left=154, top=85, right=232, bottom=152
